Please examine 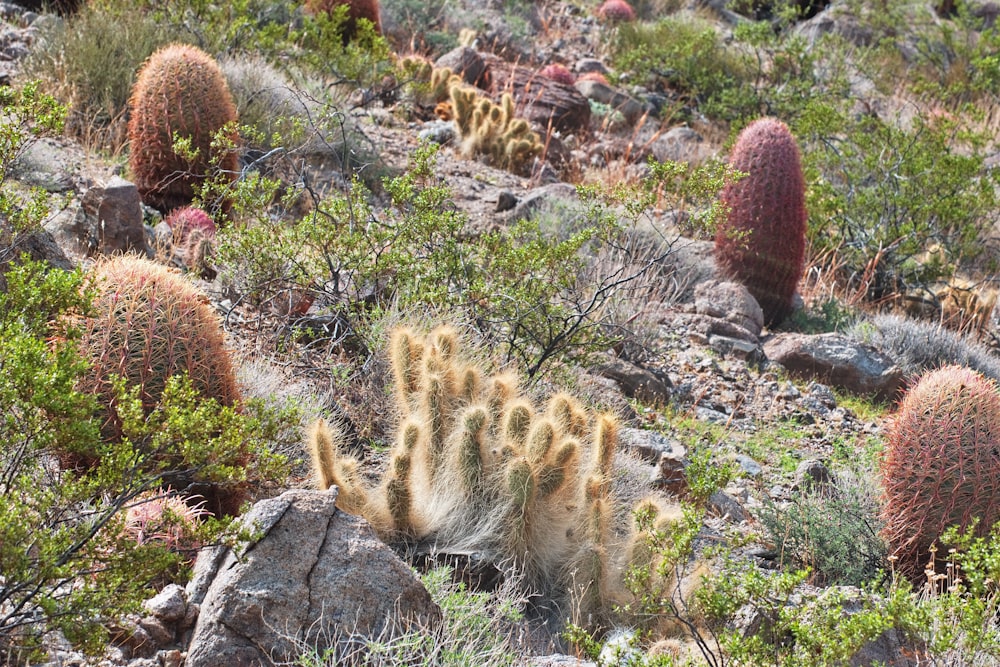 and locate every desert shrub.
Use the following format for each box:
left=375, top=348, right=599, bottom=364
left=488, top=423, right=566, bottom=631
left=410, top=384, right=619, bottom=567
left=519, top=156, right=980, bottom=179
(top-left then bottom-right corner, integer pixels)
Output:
left=796, top=103, right=1000, bottom=302
left=294, top=566, right=526, bottom=666
left=610, top=15, right=754, bottom=120
left=0, top=258, right=273, bottom=662
left=215, top=143, right=731, bottom=377
left=848, top=312, right=1000, bottom=382
left=19, top=4, right=173, bottom=151
left=219, top=53, right=314, bottom=151
left=608, top=14, right=837, bottom=123
left=0, top=82, right=66, bottom=267
left=380, top=0, right=462, bottom=54
left=755, top=468, right=887, bottom=586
